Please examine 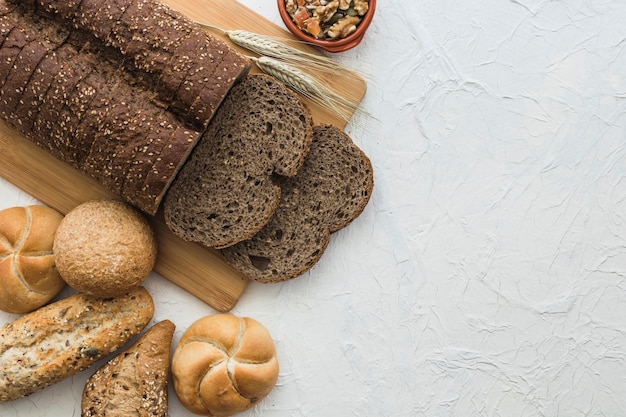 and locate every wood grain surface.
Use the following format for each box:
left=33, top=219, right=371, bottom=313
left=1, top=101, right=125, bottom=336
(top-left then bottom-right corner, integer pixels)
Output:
left=0, top=0, right=366, bottom=311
